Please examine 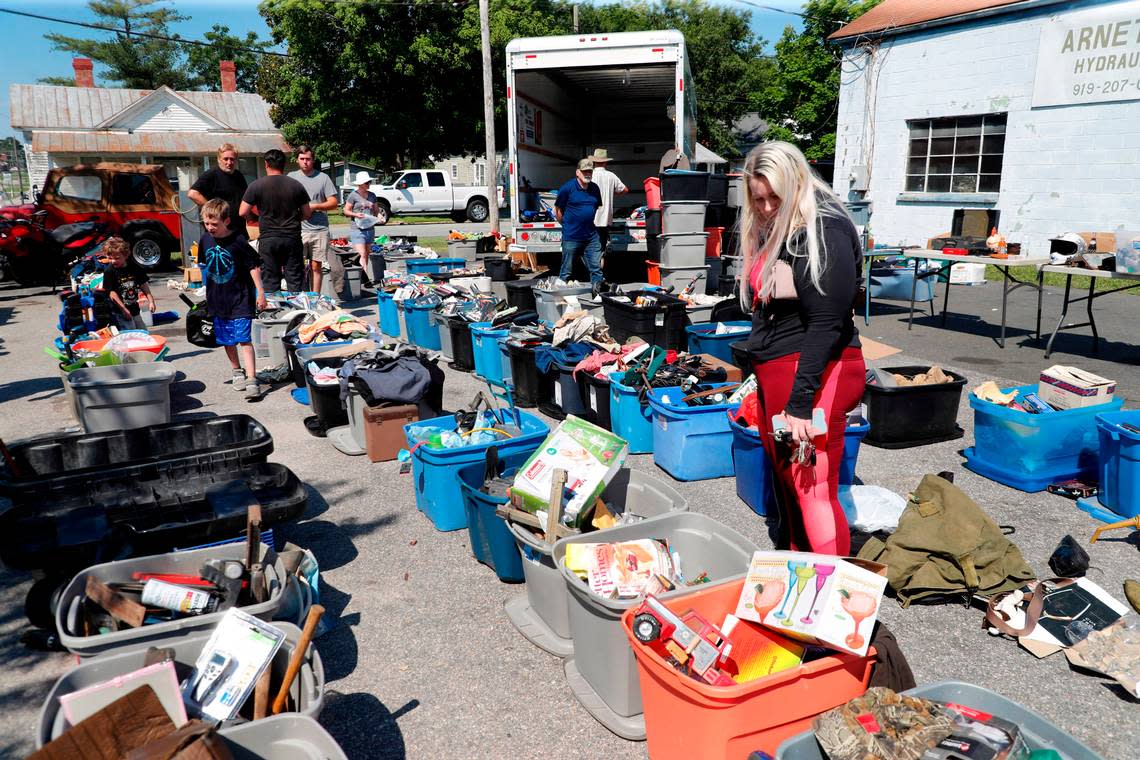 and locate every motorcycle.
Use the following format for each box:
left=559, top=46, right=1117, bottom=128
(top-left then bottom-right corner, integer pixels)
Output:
left=0, top=212, right=111, bottom=286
